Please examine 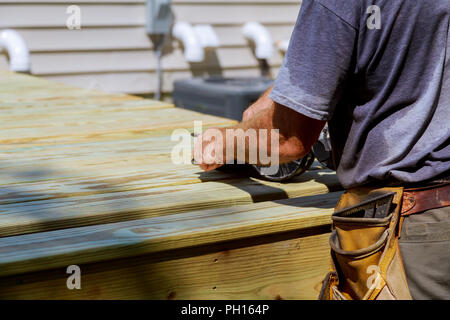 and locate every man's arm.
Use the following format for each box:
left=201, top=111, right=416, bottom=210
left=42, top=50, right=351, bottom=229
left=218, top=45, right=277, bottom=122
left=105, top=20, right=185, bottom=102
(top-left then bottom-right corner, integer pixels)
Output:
left=194, top=89, right=326, bottom=172
left=242, top=85, right=274, bottom=122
